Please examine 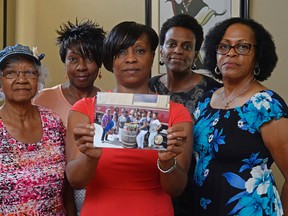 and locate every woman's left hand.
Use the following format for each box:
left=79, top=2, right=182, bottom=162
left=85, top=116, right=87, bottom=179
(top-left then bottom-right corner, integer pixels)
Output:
left=158, top=126, right=187, bottom=162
